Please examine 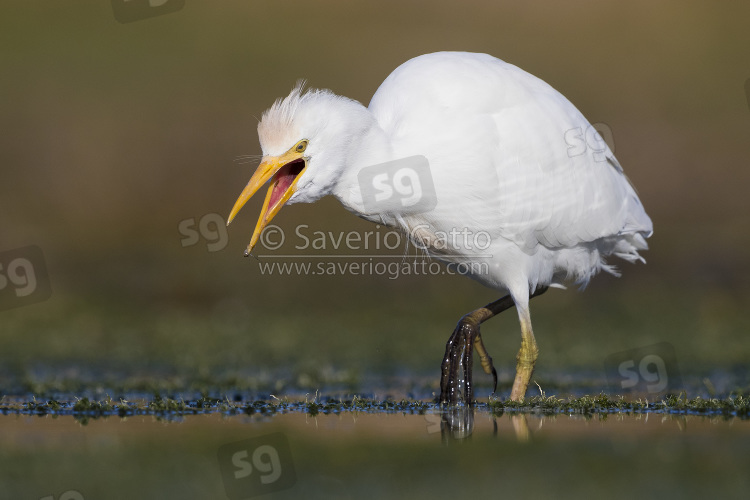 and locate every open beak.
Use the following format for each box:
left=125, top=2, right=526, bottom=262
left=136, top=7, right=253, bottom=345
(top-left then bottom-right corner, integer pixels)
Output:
left=227, top=149, right=307, bottom=255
